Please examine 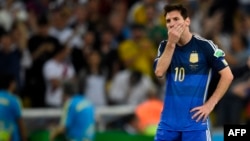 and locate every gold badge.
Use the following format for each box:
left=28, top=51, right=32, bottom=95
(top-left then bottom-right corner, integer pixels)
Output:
left=189, top=52, right=198, bottom=63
